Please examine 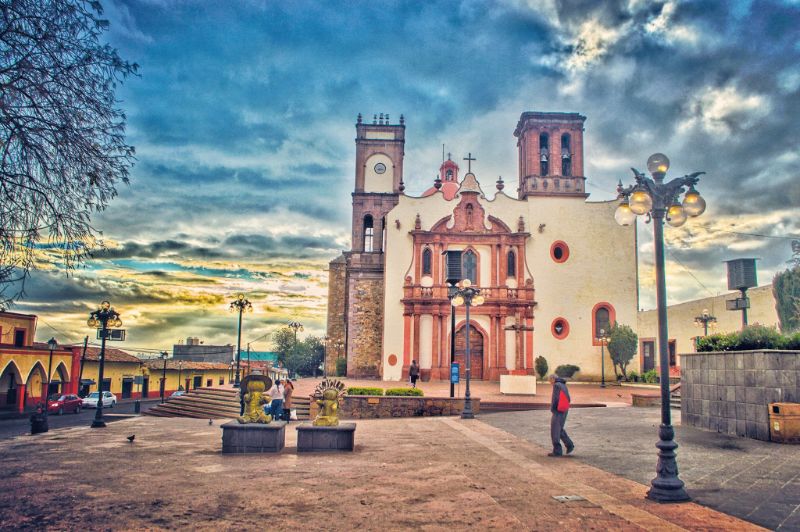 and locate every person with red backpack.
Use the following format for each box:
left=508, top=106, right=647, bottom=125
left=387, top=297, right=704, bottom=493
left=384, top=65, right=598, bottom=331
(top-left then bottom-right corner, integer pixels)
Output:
left=548, top=374, right=574, bottom=457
